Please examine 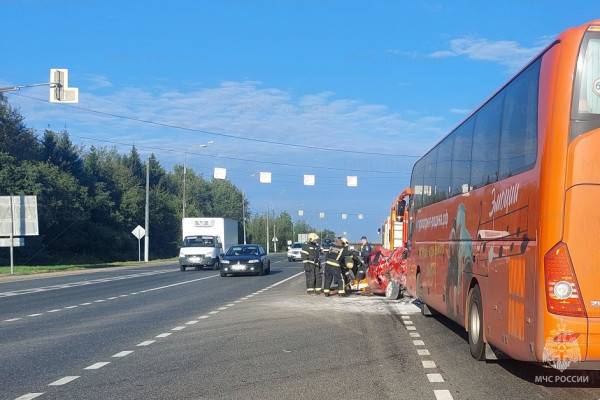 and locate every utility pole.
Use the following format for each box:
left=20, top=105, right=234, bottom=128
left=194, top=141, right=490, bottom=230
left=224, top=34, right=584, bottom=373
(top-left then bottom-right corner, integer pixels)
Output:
left=242, top=192, right=247, bottom=244
left=144, top=155, right=150, bottom=262
left=182, top=152, right=187, bottom=219
left=266, top=207, right=270, bottom=254
left=9, top=195, right=14, bottom=275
